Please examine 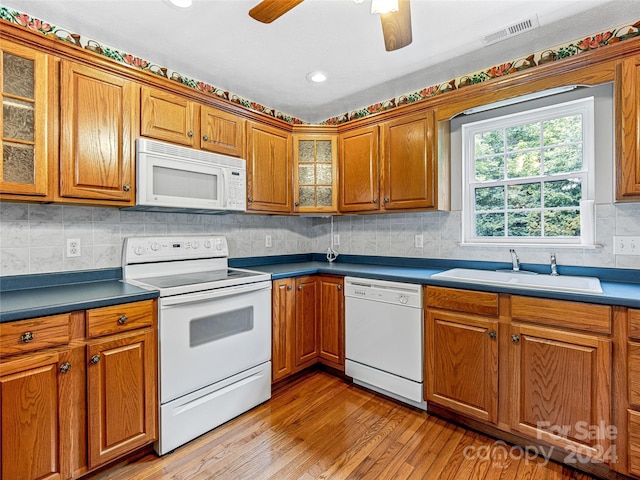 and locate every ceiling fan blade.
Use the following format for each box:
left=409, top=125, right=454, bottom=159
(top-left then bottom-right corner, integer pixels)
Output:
left=380, top=0, right=412, bottom=51
left=249, top=0, right=304, bottom=23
